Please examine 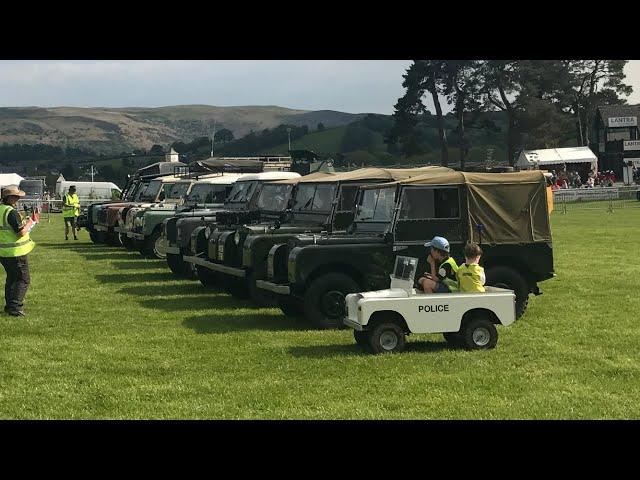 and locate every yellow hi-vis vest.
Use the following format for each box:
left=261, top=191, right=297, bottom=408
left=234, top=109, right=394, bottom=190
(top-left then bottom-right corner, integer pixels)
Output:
left=63, top=193, right=80, bottom=218
left=438, top=256, right=459, bottom=292
left=0, top=204, right=35, bottom=257
left=457, top=263, right=486, bottom=293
